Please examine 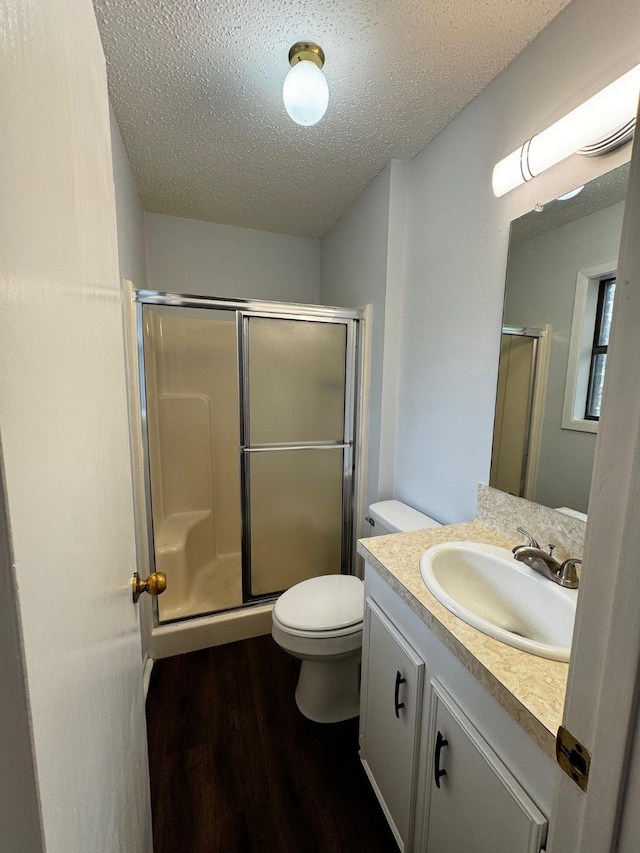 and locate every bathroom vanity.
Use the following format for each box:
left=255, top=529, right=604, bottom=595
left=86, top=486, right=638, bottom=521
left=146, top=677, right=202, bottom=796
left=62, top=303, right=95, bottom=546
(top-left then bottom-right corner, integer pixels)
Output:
left=357, top=518, right=570, bottom=853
